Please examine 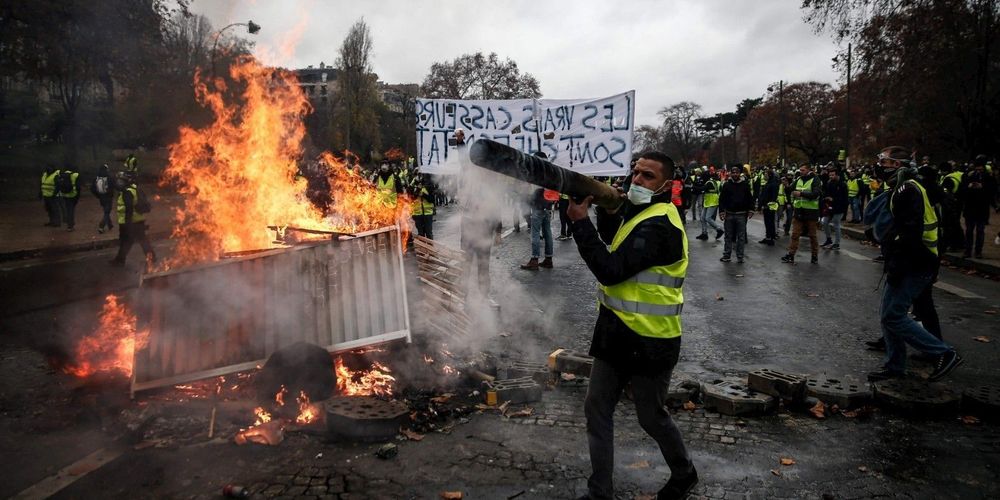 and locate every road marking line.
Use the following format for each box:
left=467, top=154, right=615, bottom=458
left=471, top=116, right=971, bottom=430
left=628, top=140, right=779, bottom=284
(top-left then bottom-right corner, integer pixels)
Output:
left=840, top=249, right=875, bottom=261
left=13, top=447, right=124, bottom=499
left=934, top=281, right=985, bottom=299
